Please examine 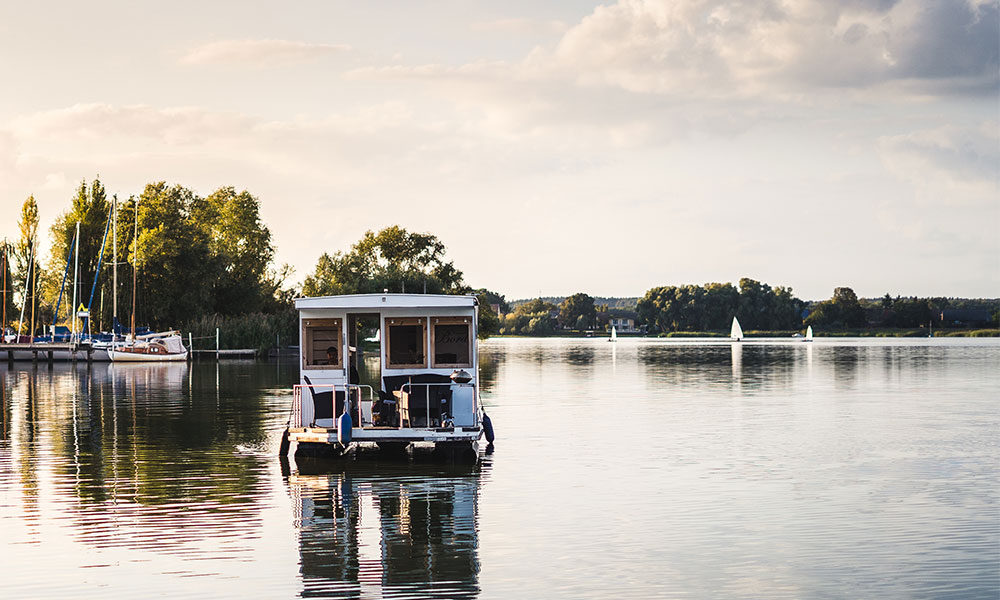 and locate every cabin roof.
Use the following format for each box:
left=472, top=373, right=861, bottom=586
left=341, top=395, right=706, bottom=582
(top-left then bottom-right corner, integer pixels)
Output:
left=295, top=293, right=478, bottom=311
